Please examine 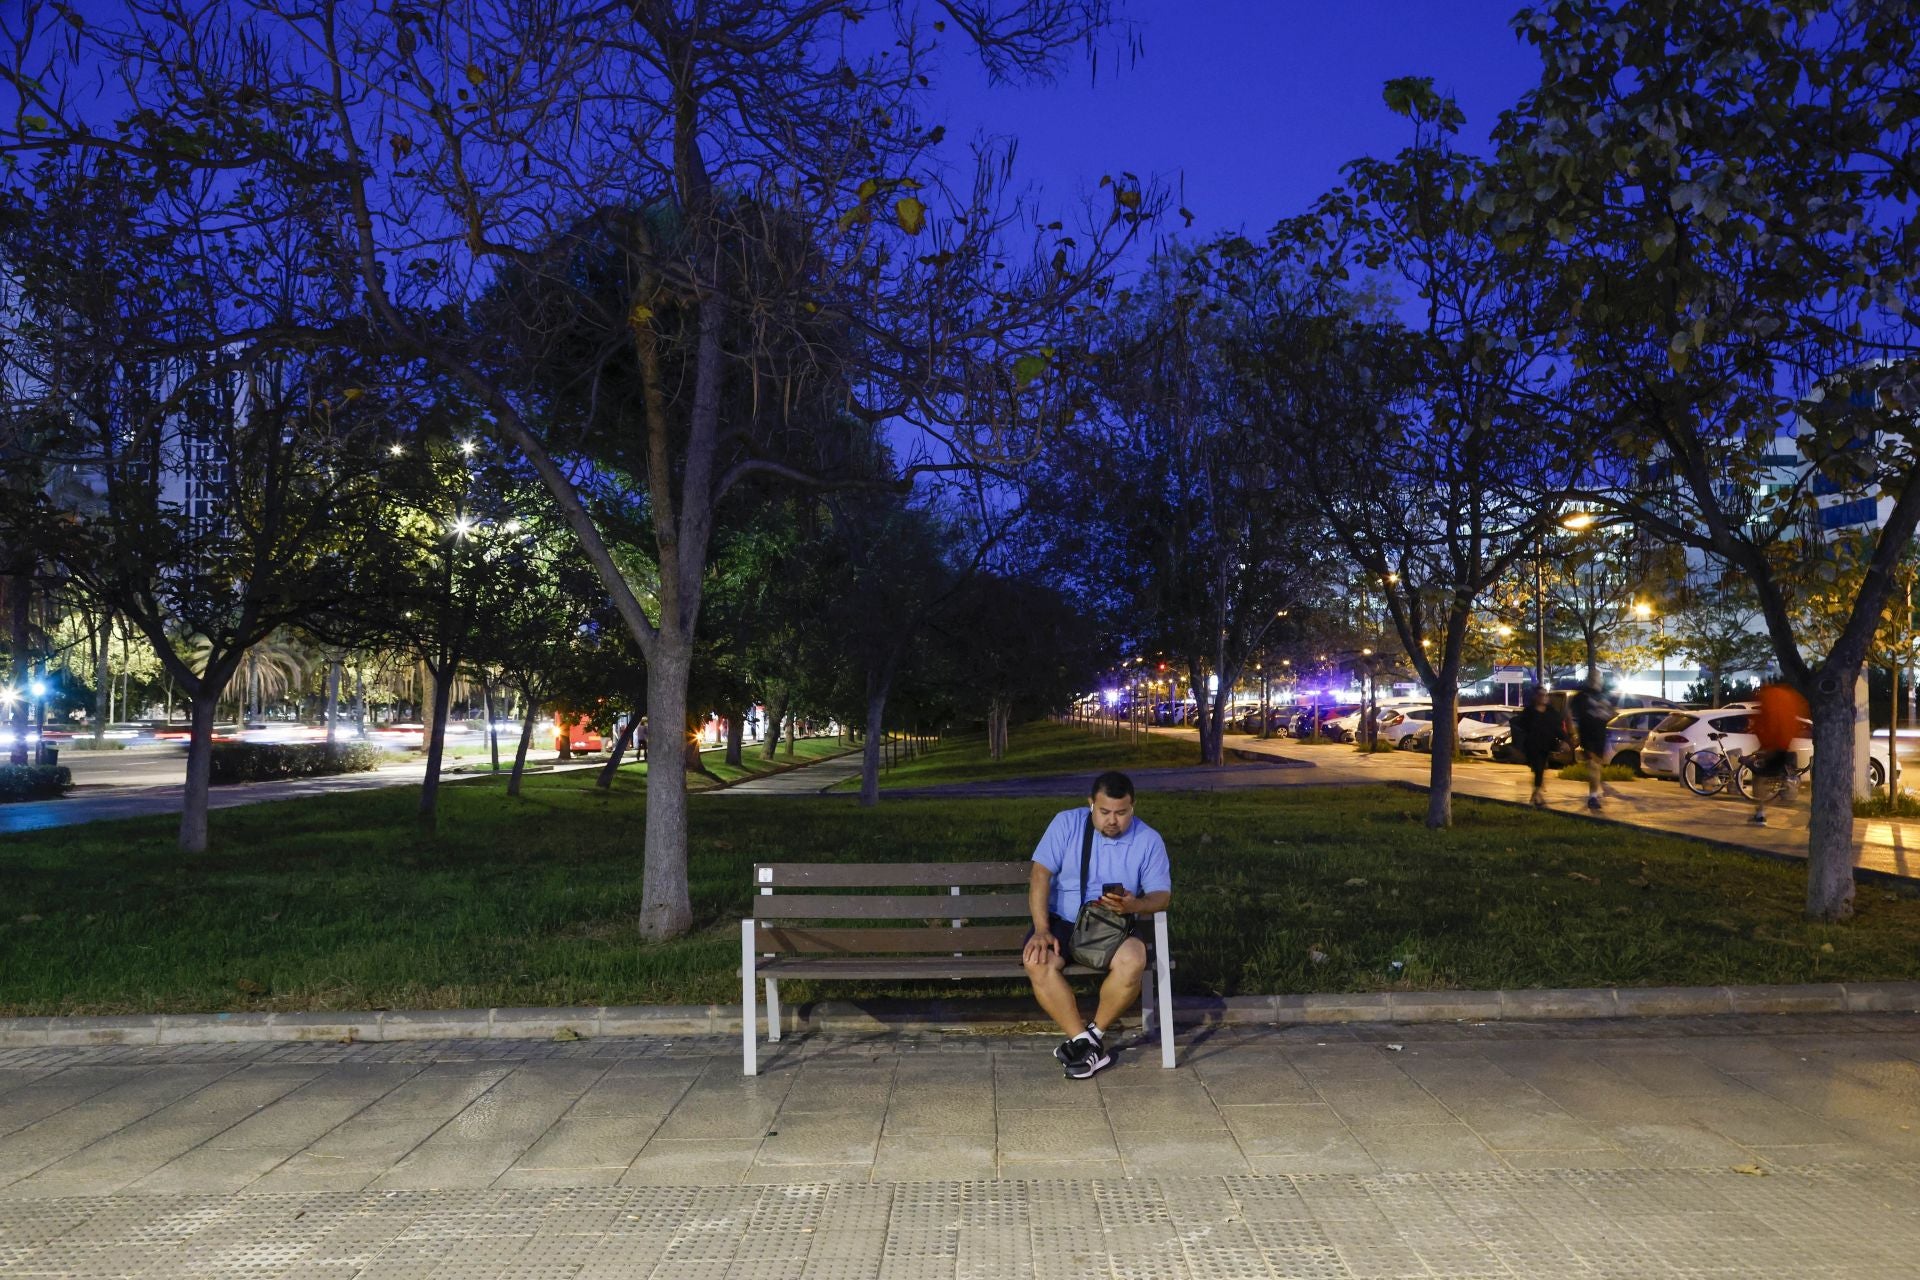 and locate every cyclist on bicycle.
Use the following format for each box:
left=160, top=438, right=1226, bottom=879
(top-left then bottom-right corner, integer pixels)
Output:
left=1749, top=682, right=1809, bottom=826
